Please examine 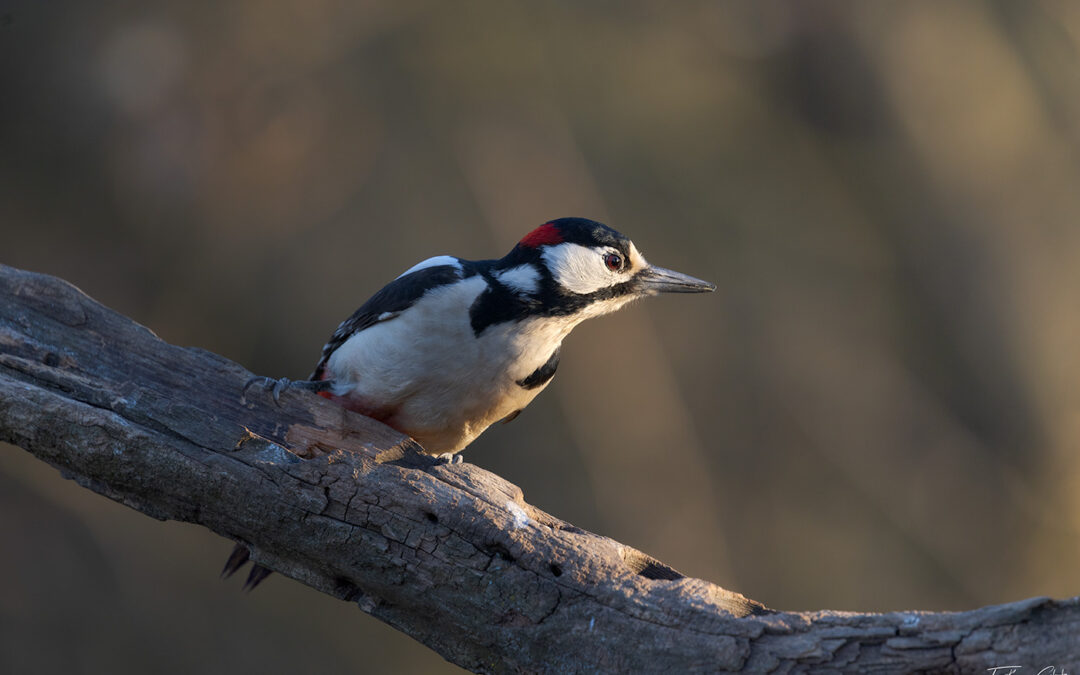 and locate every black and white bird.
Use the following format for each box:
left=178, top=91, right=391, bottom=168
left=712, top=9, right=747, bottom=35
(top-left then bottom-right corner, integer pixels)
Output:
left=304, top=217, right=713, bottom=458
left=228, top=217, right=714, bottom=587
